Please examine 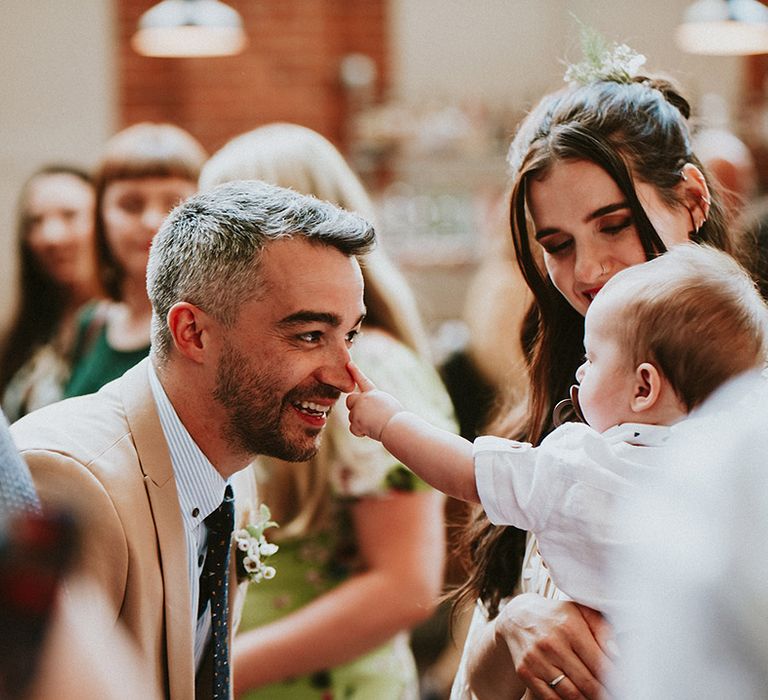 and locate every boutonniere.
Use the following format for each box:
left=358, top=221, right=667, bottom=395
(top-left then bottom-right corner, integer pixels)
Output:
left=234, top=504, right=279, bottom=583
